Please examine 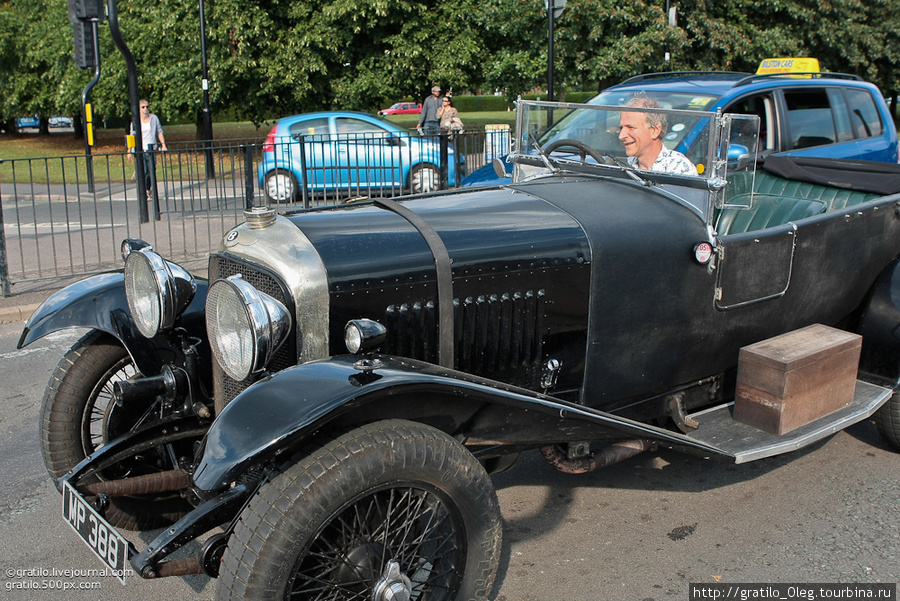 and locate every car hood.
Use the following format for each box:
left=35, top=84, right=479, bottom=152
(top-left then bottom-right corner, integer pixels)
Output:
left=285, top=183, right=592, bottom=290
